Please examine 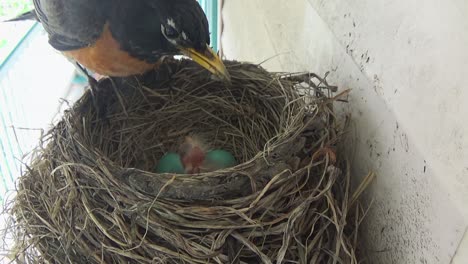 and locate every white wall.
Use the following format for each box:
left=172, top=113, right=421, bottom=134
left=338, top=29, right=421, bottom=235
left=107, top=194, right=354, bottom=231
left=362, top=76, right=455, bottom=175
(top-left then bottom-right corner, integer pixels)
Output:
left=221, top=0, right=468, bottom=263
